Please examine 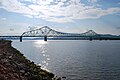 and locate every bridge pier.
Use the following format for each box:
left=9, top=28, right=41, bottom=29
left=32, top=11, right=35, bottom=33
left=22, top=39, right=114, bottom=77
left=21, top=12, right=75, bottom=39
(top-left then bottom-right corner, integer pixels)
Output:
left=89, top=37, right=93, bottom=41
left=44, top=36, right=47, bottom=41
left=20, top=36, right=22, bottom=42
